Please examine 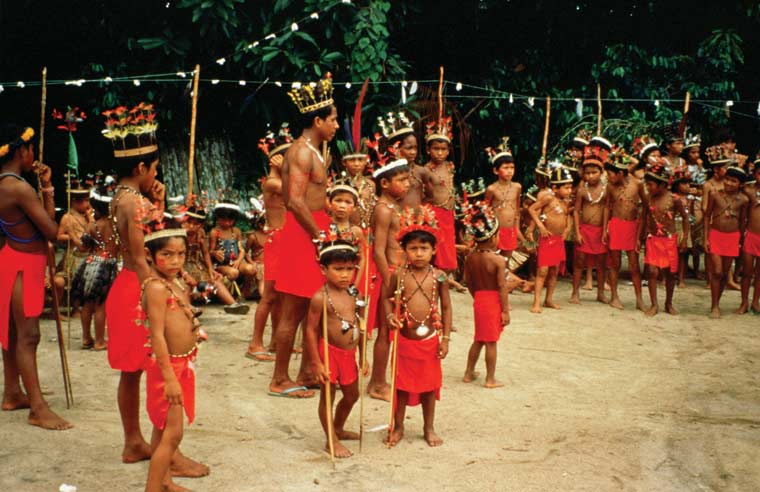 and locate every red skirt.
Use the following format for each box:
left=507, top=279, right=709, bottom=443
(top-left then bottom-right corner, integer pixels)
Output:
left=644, top=235, right=678, bottom=273
left=395, top=333, right=441, bottom=406
left=498, top=226, right=518, bottom=251
left=538, top=235, right=566, bottom=268
left=0, top=245, right=46, bottom=350
left=744, top=230, right=760, bottom=257
left=318, top=339, right=358, bottom=386
left=709, top=229, right=740, bottom=257
left=263, top=229, right=282, bottom=282
left=577, top=223, right=607, bottom=255
left=274, top=210, right=331, bottom=298
left=145, top=353, right=196, bottom=430
left=431, top=206, right=457, bottom=271
left=473, top=290, right=503, bottom=342
left=106, top=268, right=149, bottom=372
left=608, top=217, right=638, bottom=251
